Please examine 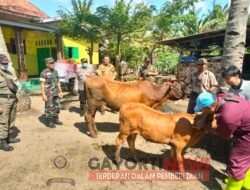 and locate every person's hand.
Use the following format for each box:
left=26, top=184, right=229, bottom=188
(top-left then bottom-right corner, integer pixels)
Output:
left=73, top=89, right=78, bottom=95
left=59, top=92, right=63, bottom=99
left=42, top=94, right=47, bottom=102
left=0, top=106, right=3, bottom=114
